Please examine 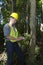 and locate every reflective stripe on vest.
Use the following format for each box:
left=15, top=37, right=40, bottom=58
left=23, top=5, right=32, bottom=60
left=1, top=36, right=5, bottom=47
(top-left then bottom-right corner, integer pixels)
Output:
left=10, top=26, right=18, bottom=42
